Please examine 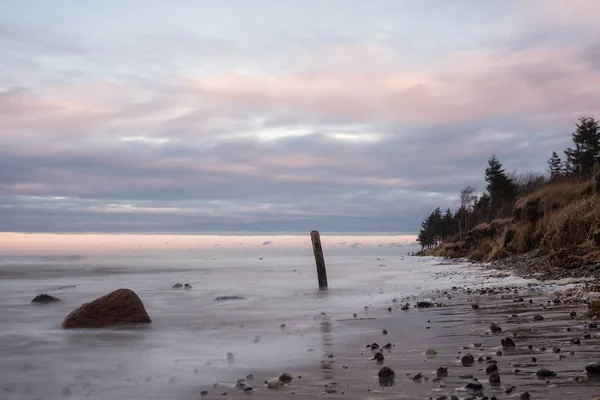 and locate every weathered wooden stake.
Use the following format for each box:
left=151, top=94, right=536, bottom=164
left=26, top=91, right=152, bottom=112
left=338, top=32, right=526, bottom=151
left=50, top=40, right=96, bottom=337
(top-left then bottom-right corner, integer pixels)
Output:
left=310, top=230, right=328, bottom=289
